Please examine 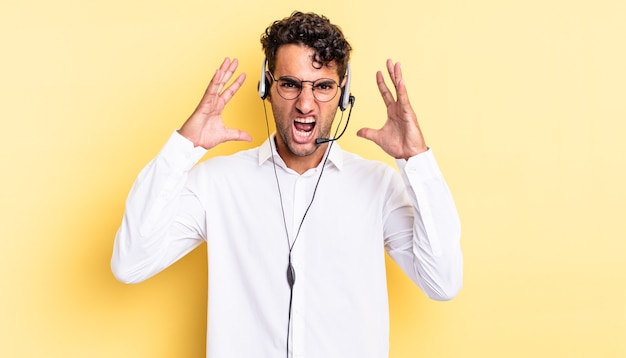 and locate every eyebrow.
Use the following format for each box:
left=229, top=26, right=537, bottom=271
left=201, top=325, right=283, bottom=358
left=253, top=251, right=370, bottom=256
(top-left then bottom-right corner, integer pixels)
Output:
left=272, top=70, right=339, bottom=81
left=276, top=75, right=338, bottom=82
